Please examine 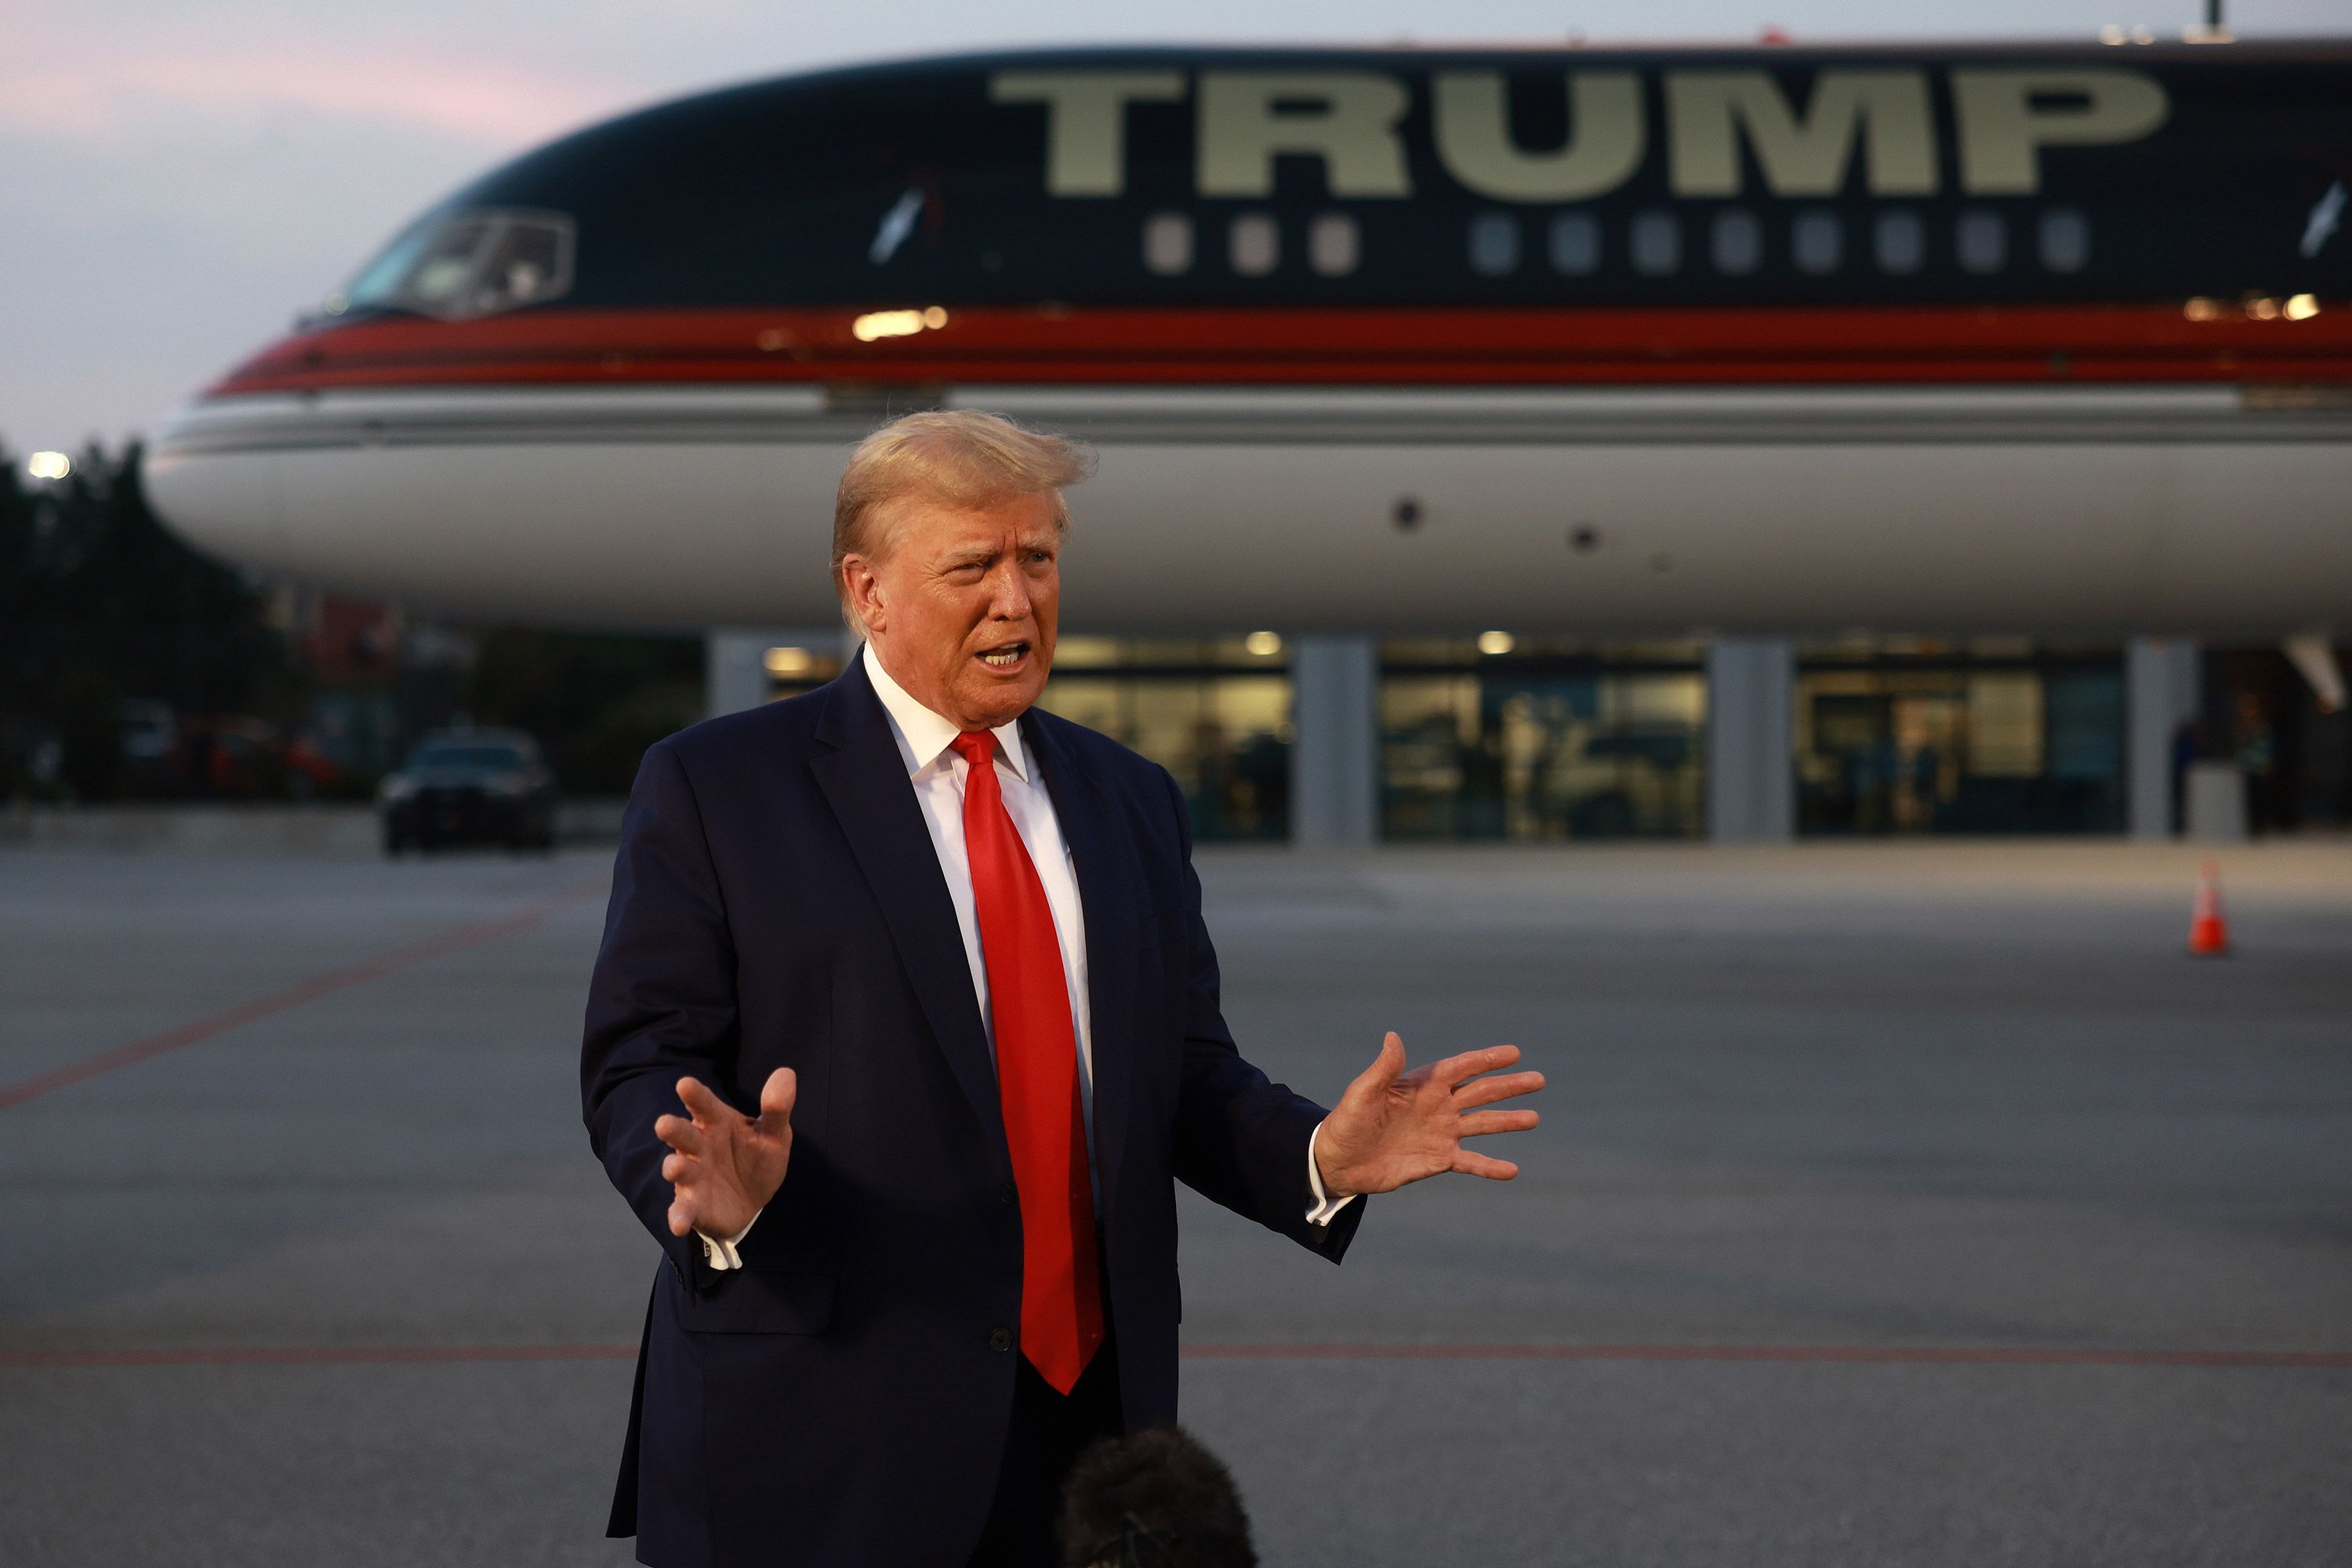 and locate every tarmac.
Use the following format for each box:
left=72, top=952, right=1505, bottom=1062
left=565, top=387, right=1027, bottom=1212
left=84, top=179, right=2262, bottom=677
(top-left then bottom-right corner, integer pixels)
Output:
left=2, top=837, right=2347, bottom=1566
